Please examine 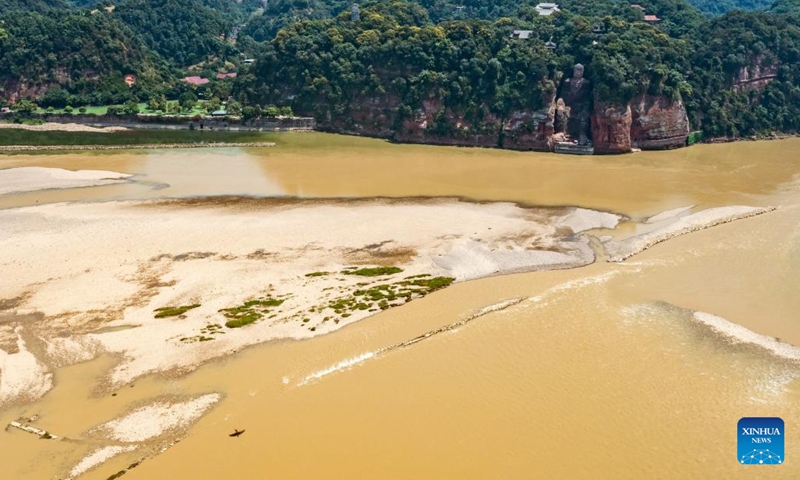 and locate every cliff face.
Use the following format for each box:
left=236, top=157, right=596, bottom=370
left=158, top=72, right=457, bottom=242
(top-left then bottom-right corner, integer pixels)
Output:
left=732, top=56, right=778, bottom=93
left=501, top=108, right=555, bottom=151
left=591, top=100, right=632, bottom=154
left=393, top=98, right=499, bottom=148
left=630, top=94, right=690, bottom=150
left=315, top=90, right=688, bottom=154
left=320, top=94, right=400, bottom=138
